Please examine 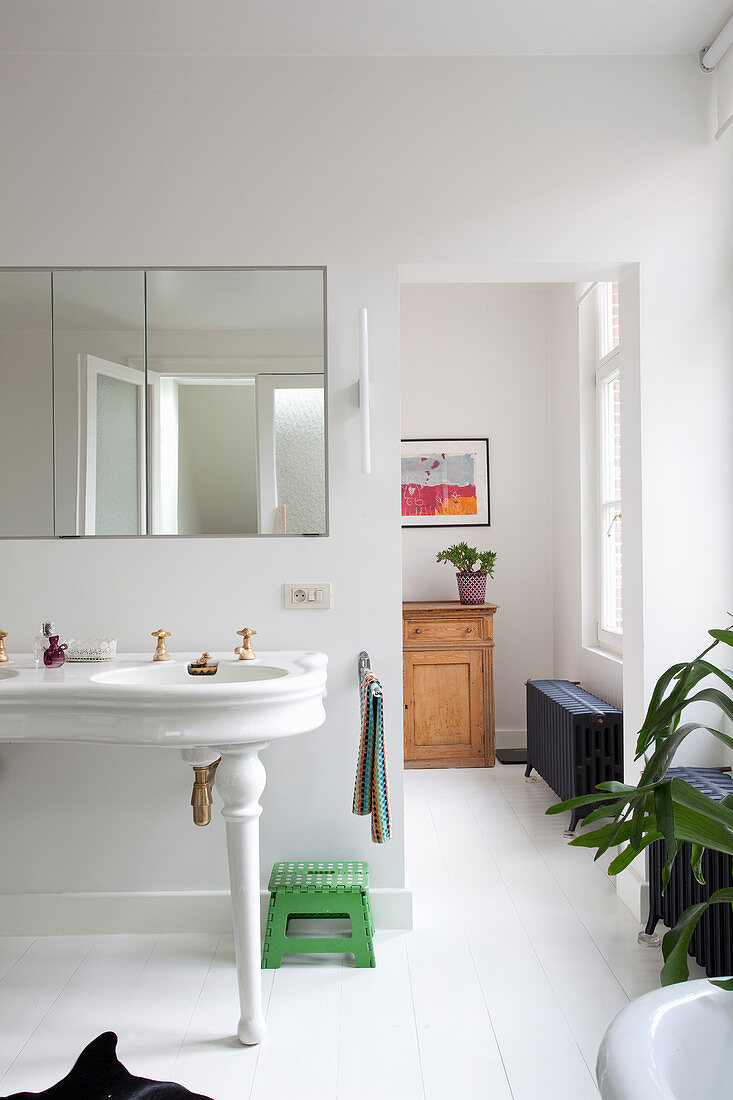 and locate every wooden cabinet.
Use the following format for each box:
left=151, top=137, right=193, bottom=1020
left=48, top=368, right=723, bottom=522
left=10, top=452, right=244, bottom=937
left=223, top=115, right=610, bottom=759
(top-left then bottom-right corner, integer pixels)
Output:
left=403, top=601, right=497, bottom=769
